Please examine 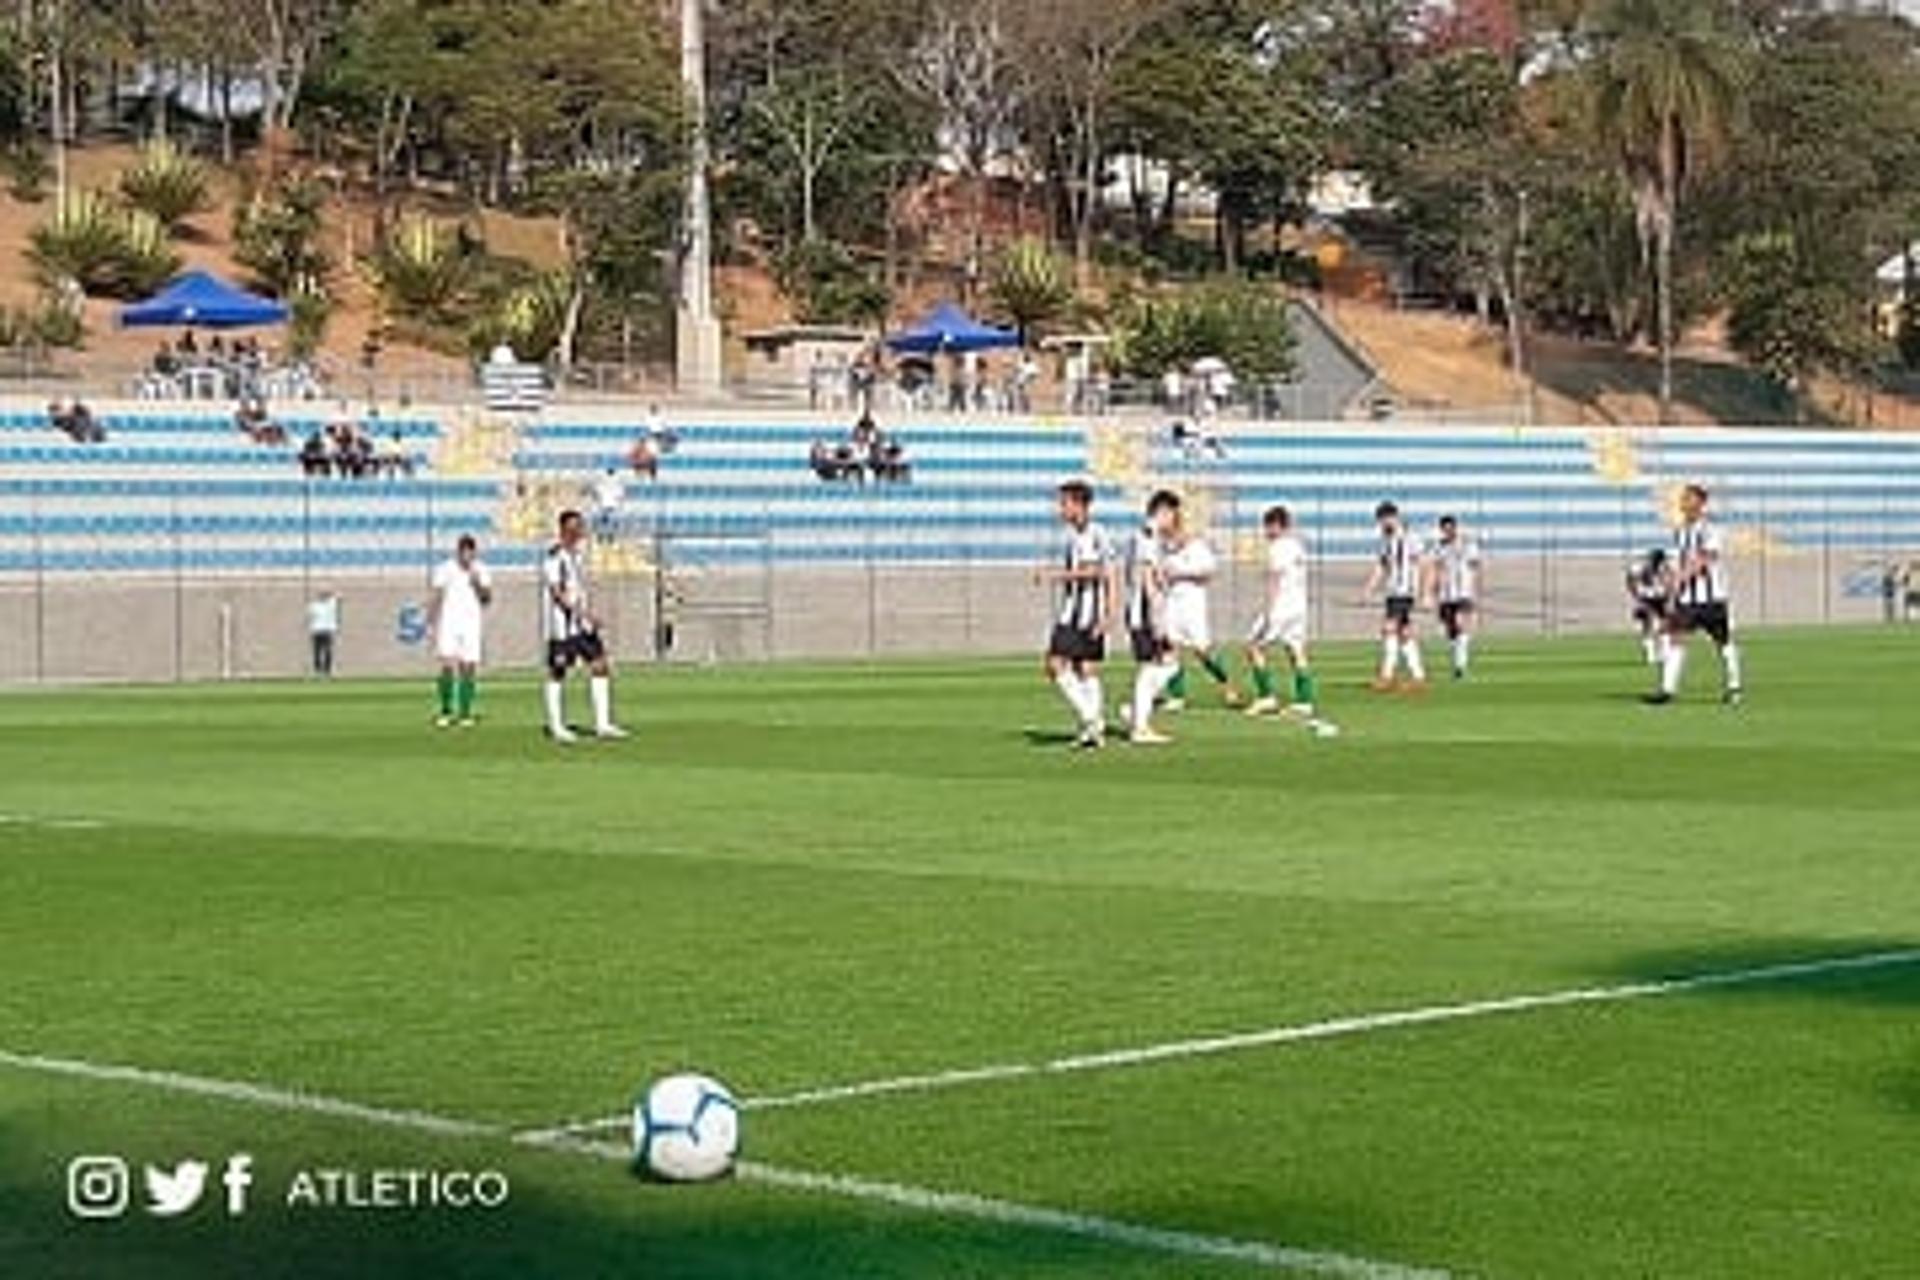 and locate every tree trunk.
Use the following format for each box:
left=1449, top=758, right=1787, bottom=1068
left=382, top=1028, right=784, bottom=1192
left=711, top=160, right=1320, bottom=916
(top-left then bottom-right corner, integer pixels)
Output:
left=1073, top=102, right=1098, bottom=290
left=1657, top=117, right=1677, bottom=425
left=556, top=280, right=585, bottom=369
left=220, top=68, right=235, bottom=164
left=48, top=38, right=66, bottom=207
